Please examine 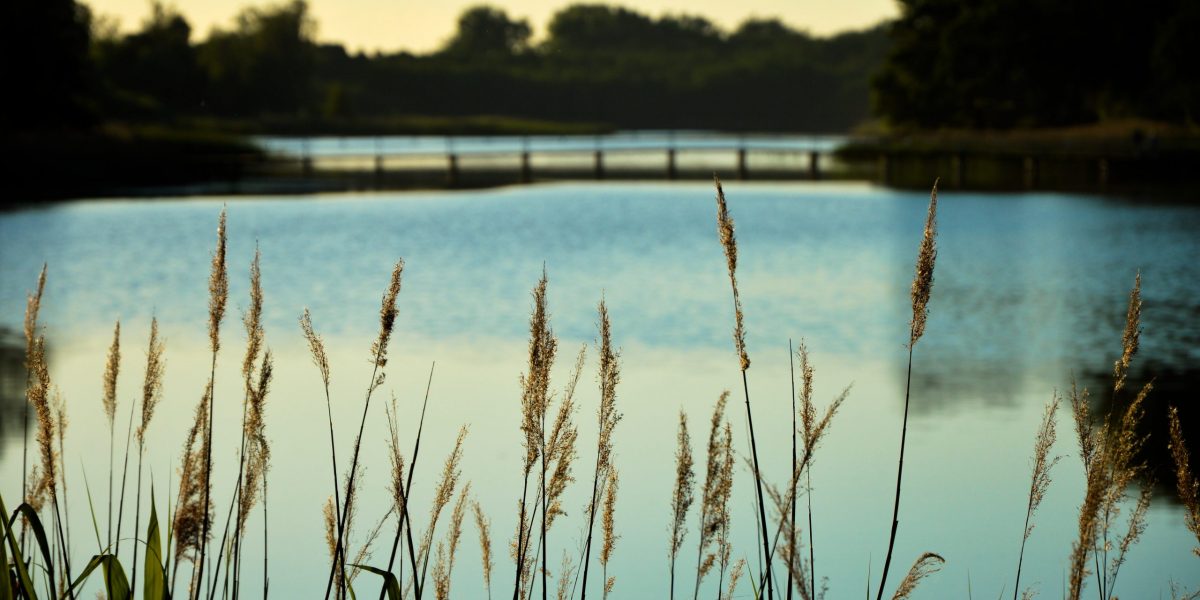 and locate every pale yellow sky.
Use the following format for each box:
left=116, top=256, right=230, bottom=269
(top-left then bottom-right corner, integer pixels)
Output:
left=85, top=0, right=899, bottom=54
